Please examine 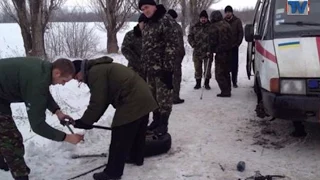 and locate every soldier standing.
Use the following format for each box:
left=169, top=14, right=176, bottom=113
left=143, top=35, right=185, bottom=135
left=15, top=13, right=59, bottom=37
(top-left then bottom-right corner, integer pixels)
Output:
left=224, top=5, right=243, bottom=88
left=188, top=10, right=212, bottom=90
left=121, top=14, right=147, bottom=80
left=139, top=0, right=179, bottom=136
left=210, top=10, right=233, bottom=97
left=167, top=9, right=186, bottom=104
